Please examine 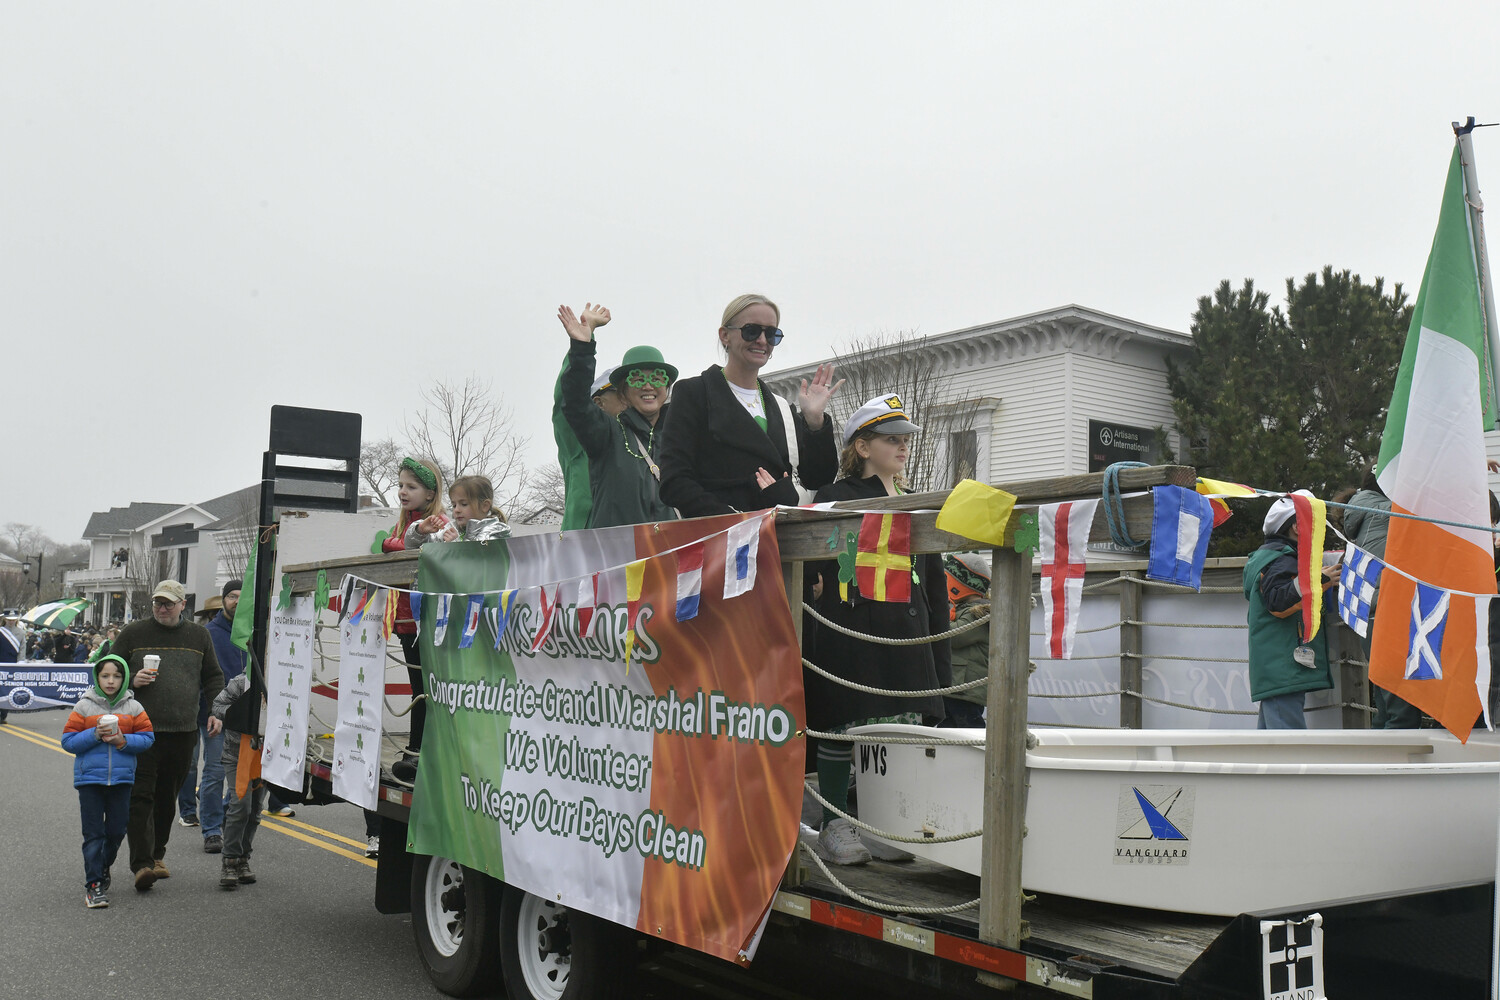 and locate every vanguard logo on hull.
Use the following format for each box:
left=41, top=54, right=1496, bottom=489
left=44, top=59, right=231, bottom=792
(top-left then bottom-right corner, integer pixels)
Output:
left=1113, top=784, right=1195, bottom=865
